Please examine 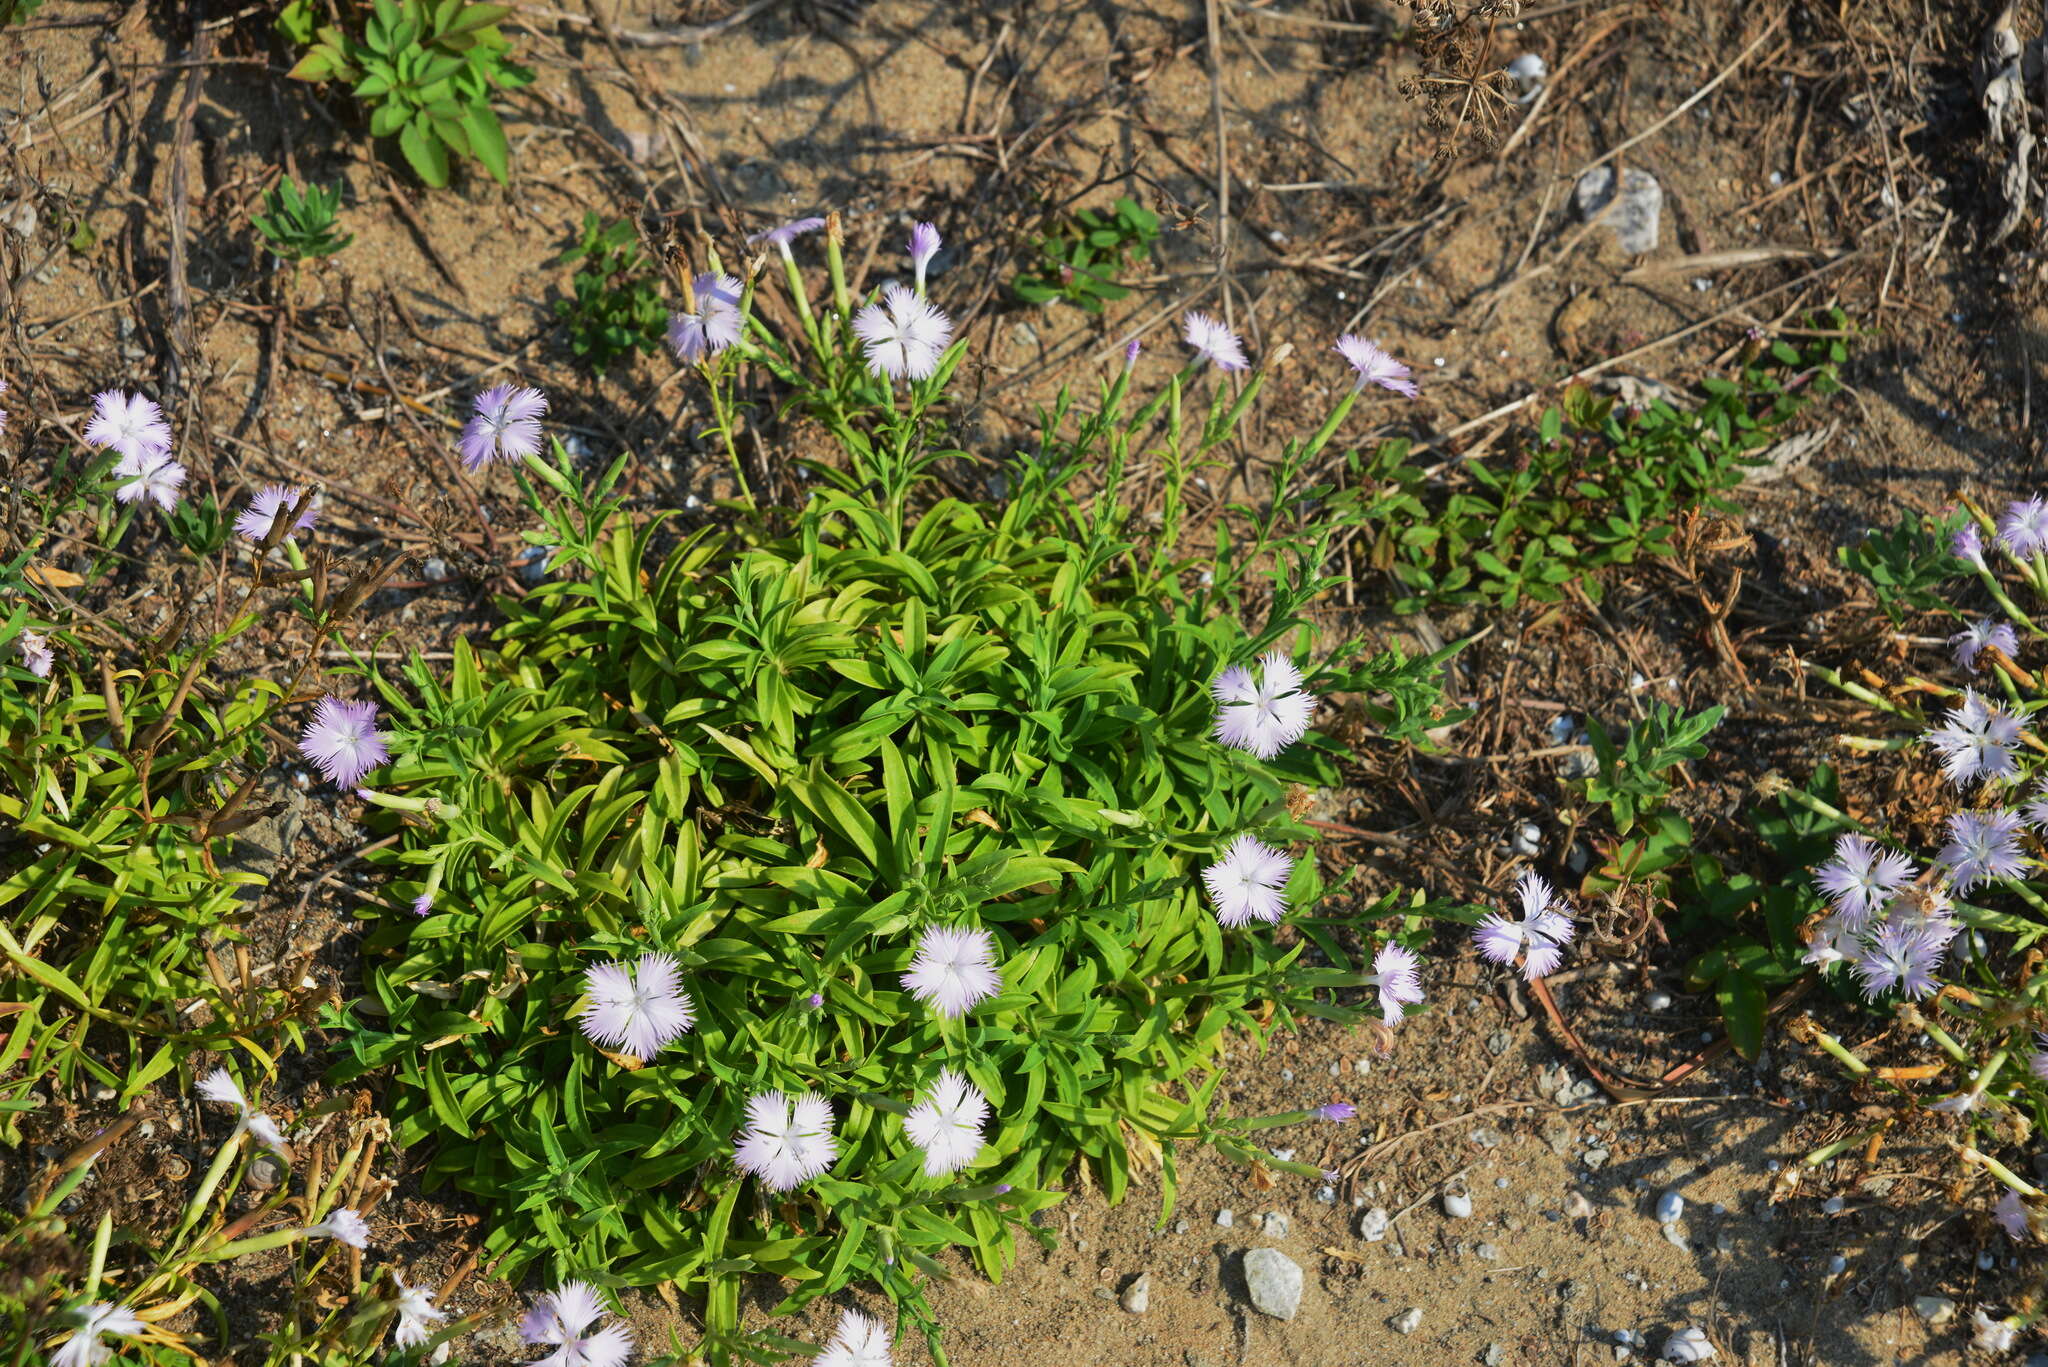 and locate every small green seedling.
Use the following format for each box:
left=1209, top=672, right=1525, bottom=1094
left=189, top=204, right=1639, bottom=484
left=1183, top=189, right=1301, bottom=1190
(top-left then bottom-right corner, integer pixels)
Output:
left=1012, top=197, right=1161, bottom=312
left=553, top=212, right=667, bottom=374
left=252, top=178, right=353, bottom=262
